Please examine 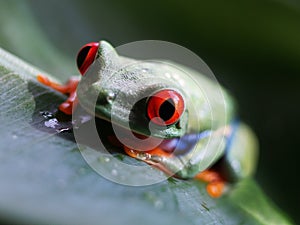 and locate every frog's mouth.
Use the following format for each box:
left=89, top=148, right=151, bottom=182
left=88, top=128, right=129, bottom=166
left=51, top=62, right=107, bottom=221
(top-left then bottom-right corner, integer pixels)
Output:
left=100, top=117, right=203, bottom=178
left=93, top=116, right=180, bottom=175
